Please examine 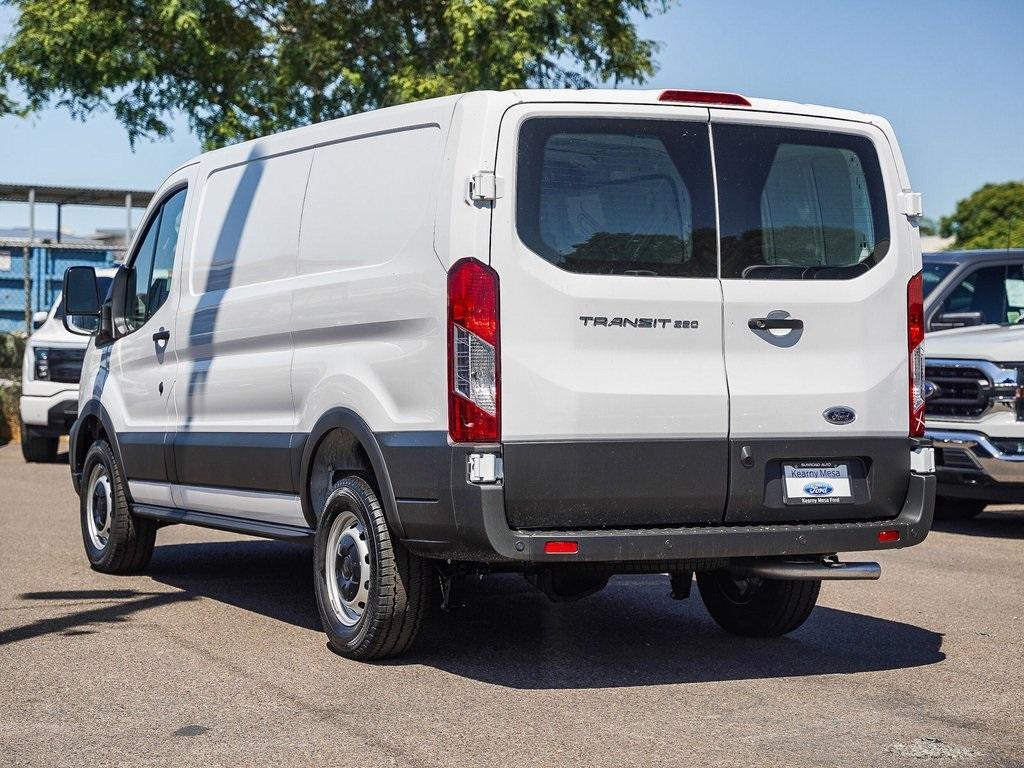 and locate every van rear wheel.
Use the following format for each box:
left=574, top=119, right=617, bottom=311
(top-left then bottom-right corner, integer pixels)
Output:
left=697, top=570, right=820, bottom=637
left=313, top=476, right=431, bottom=660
